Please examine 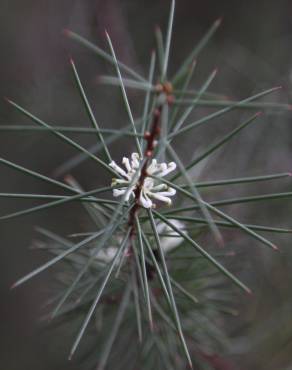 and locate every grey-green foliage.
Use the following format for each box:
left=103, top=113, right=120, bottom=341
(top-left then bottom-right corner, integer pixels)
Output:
left=3, top=1, right=292, bottom=369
